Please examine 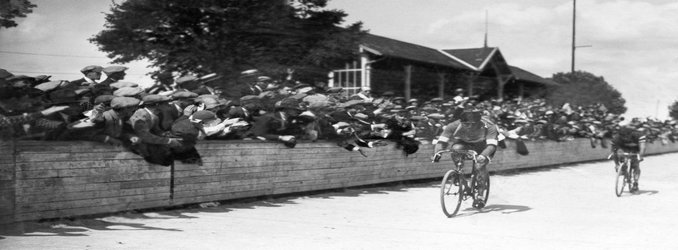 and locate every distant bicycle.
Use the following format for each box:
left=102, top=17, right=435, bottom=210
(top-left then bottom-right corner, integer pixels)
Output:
left=609, top=152, right=640, bottom=197
left=434, top=149, right=490, bottom=217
